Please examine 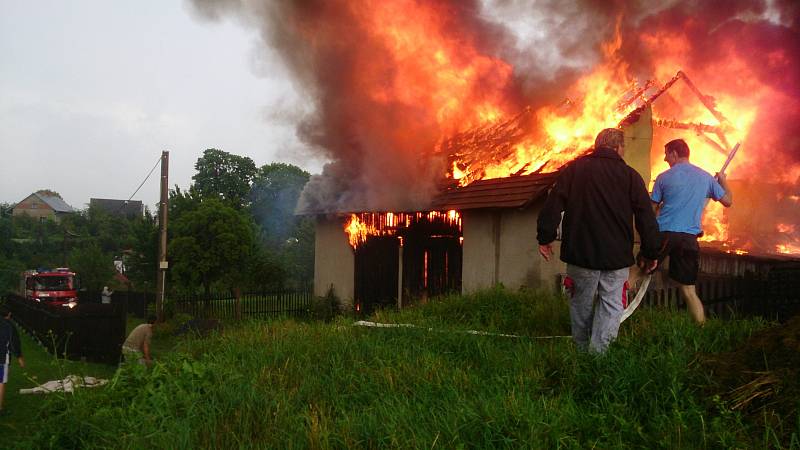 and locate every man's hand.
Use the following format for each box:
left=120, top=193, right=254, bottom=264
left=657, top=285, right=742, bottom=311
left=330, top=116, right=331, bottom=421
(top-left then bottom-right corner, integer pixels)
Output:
left=539, top=243, right=554, bottom=261
left=637, top=256, right=658, bottom=274
left=18, top=357, right=25, bottom=368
